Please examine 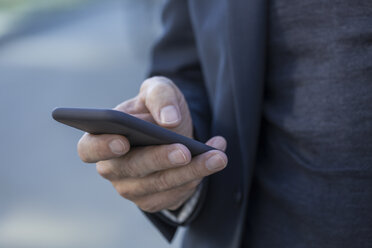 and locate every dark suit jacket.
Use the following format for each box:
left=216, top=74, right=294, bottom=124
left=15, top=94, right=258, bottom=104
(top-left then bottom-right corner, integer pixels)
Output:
left=145, top=0, right=267, bottom=247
